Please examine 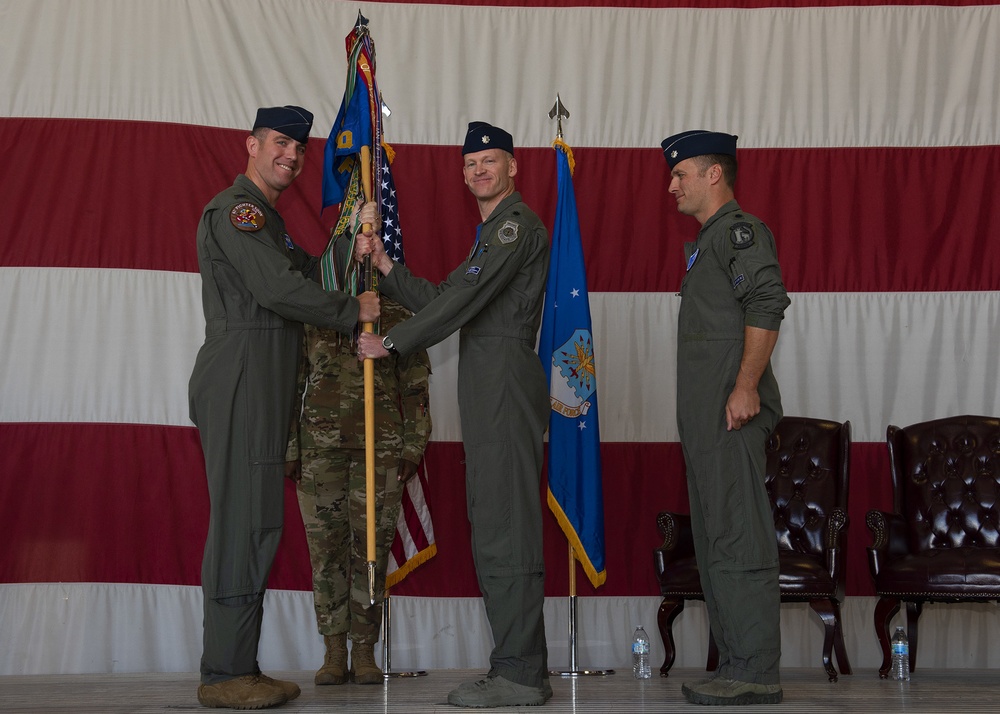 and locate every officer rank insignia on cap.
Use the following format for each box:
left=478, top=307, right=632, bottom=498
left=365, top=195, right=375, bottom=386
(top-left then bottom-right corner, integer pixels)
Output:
left=497, top=220, right=520, bottom=244
left=481, top=135, right=491, bottom=145
left=729, top=221, right=755, bottom=249
left=230, top=203, right=265, bottom=232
